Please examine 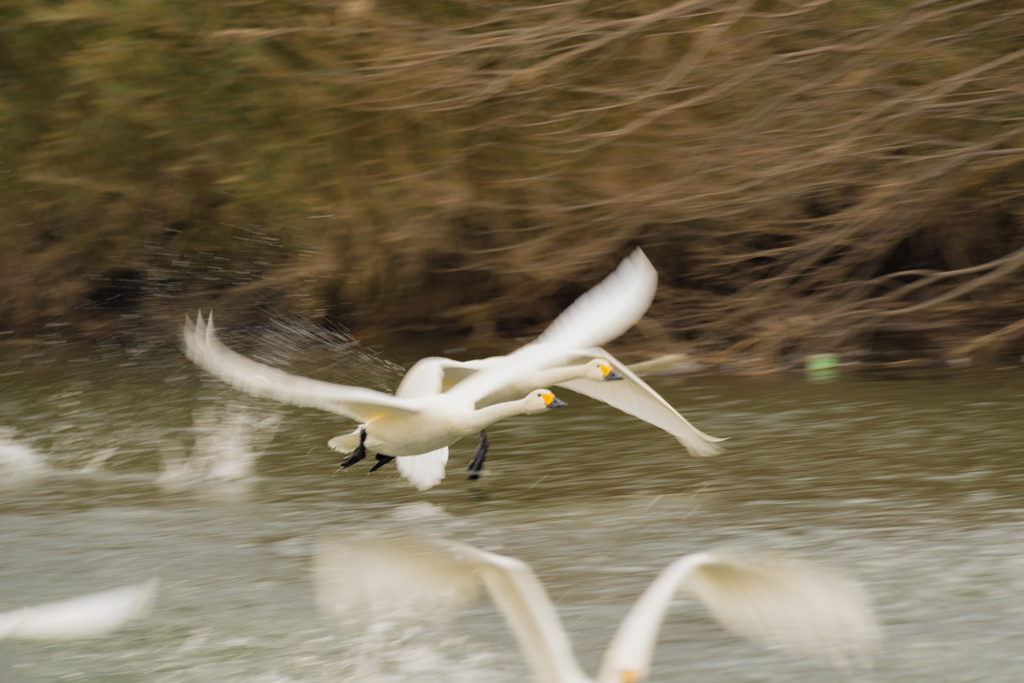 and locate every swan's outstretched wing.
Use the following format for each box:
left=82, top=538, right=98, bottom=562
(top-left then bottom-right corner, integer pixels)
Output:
left=558, top=349, right=726, bottom=457
left=395, top=358, right=445, bottom=398
left=597, top=551, right=879, bottom=683
left=536, top=248, right=657, bottom=350
left=450, top=543, right=591, bottom=683
left=396, top=357, right=490, bottom=398
left=183, top=313, right=419, bottom=423
left=447, top=249, right=657, bottom=406
left=0, top=578, right=158, bottom=641
left=313, top=535, right=589, bottom=683
left=396, top=447, right=449, bottom=491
